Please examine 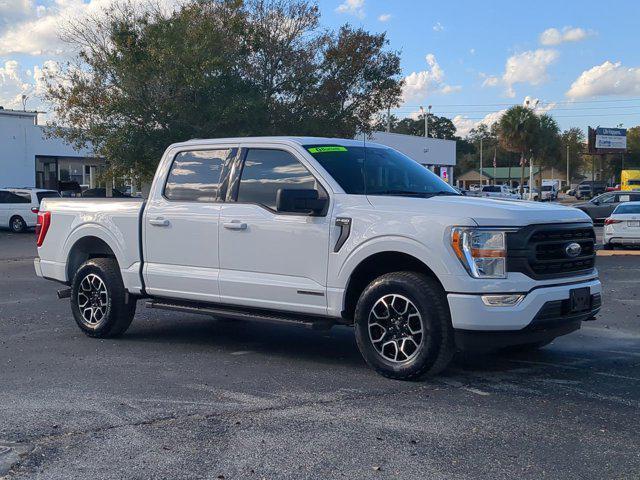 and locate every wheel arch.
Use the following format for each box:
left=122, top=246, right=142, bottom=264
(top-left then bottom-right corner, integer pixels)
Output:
left=342, top=250, right=445, bottom=322
left=66, top=235, right=119, bottom=283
